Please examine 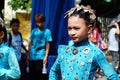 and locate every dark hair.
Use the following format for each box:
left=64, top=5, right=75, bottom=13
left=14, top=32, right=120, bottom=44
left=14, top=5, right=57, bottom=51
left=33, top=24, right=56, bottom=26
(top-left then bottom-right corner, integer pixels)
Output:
left=70, top=9, right=95, bottom=26
left=95, top=18, right=102, bottom=33
left=10, top=18, right=20, bottom=26
left=0, top=23, right=7, bottom=42
left=35, top=14, right=46, bottom=23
